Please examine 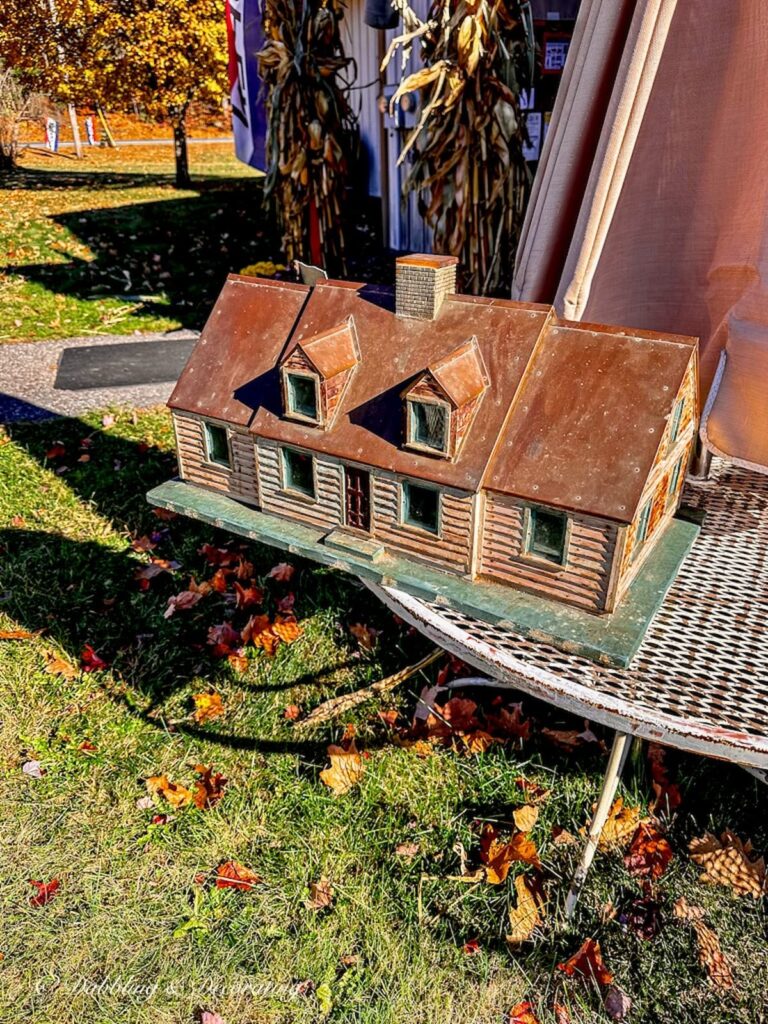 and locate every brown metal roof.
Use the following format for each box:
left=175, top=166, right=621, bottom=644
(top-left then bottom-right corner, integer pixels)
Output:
left=396, top=254, right=459, bottom=270
left=484, top=324, right=697, bottom=521
left=428, top=338, right=488, bottom=407
left=170, top=273, right=697, bottom=519
left=294, top=318, right=359, bottom=379
left=249, top=282, right=552, bottom=491
left=168, top=275, right=310, bottom=427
